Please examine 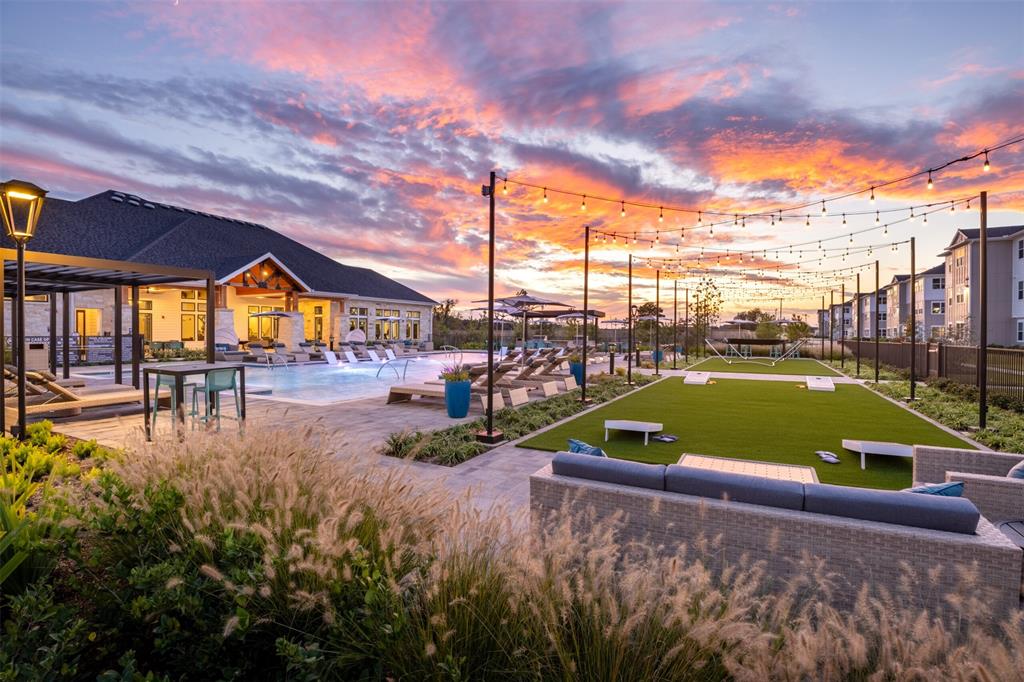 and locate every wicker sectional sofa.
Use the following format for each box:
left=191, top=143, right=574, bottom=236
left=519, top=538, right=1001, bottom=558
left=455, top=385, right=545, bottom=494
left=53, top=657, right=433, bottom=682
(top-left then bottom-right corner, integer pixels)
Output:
left=530, top=452, right=1024, bottom=617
